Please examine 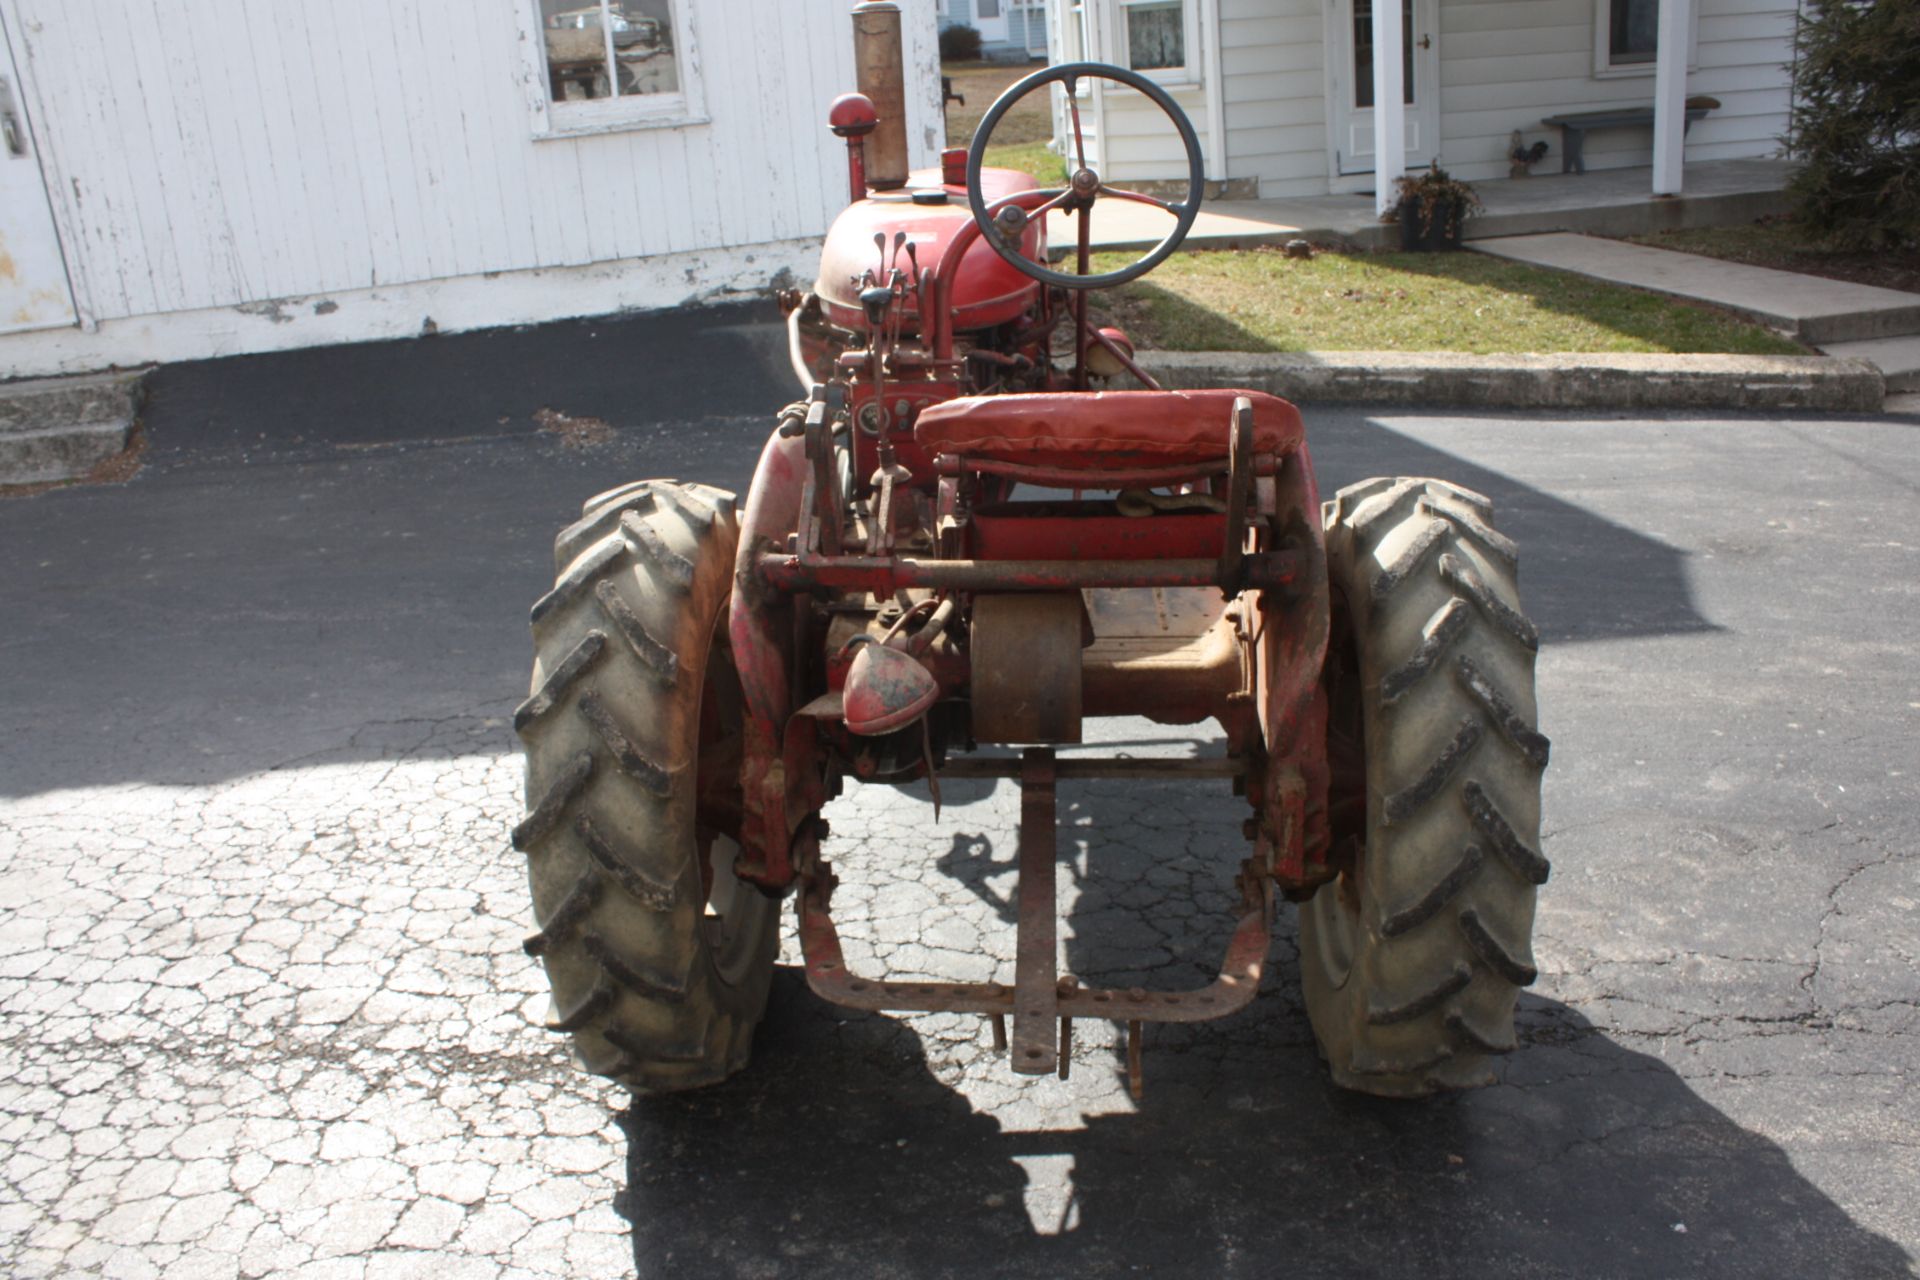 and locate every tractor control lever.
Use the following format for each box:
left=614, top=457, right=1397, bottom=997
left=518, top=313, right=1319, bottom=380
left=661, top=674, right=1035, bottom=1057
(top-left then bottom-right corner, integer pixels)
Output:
left=859, top=284, right=895, bottom=328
